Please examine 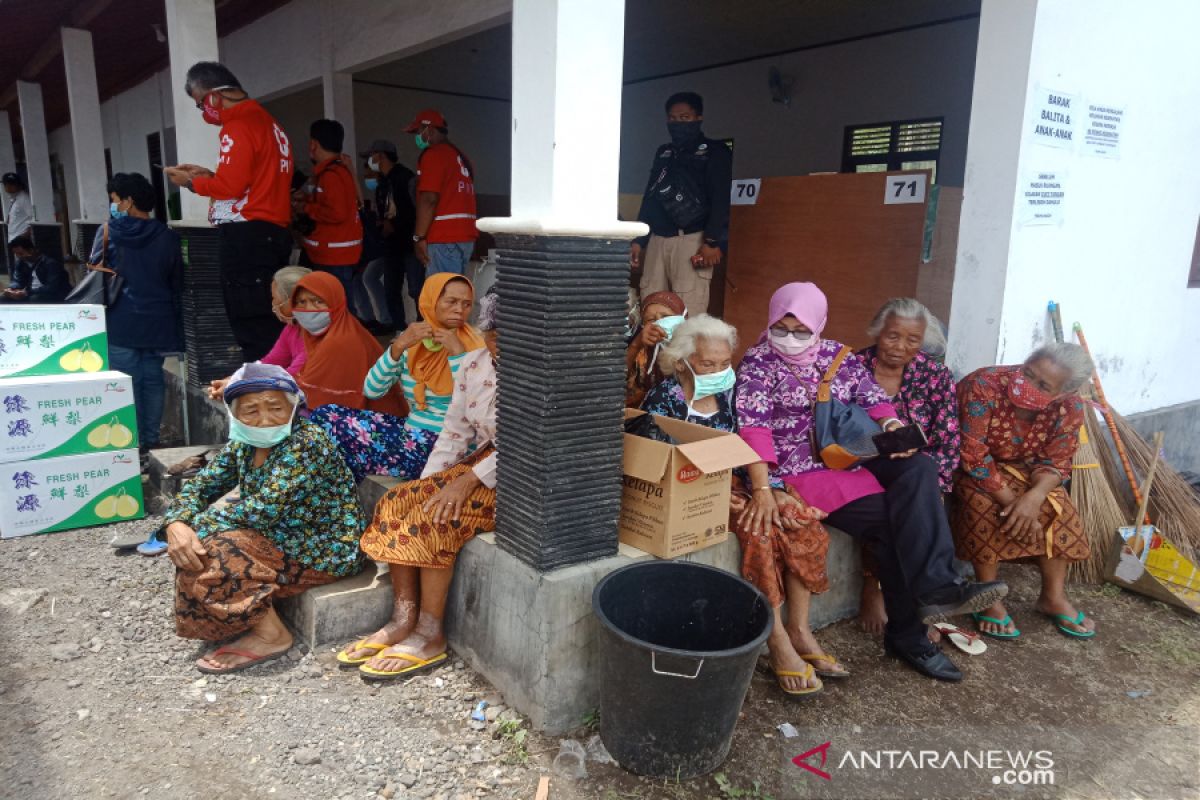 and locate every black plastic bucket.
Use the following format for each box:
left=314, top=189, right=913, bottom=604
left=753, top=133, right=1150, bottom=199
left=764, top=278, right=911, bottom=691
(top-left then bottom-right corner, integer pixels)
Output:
left=591, top=561, right=772, bottom=779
